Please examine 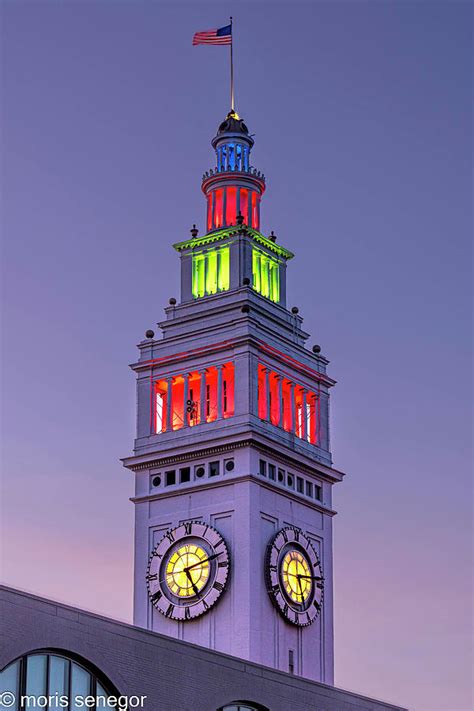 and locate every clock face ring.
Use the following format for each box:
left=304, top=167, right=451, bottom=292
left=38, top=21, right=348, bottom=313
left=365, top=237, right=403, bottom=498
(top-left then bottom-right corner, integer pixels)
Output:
left=265, top=526, right=324, bottom=627
left=147, top=521, right=230, bottom=621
